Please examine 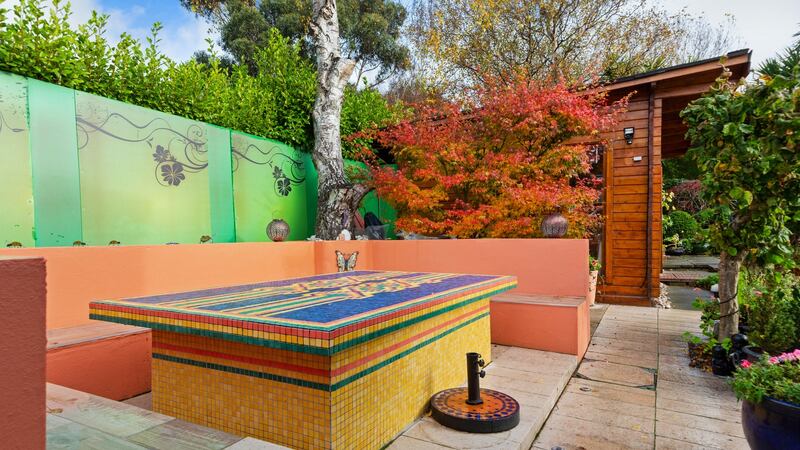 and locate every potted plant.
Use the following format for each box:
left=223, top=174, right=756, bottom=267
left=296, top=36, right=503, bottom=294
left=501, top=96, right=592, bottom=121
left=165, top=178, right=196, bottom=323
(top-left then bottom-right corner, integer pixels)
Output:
left=732, top=351, right=800, bottom=450
left=588, top=257, right=601, bottom=306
